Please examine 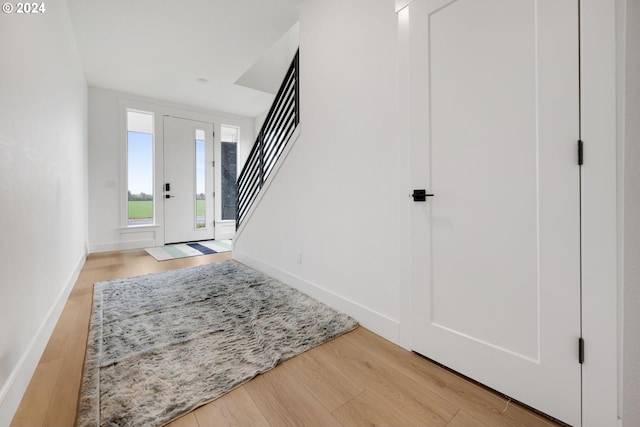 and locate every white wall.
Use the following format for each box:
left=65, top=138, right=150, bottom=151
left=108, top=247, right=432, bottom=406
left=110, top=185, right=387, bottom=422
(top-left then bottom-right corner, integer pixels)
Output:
left=88, top=87, right=255, bottom=252
left=234, top=0, right=401, bottom=341
left=253, top=109, right=270, bottom=144
left=0, top=2, right=88, bottom=424
left=622, top=0, right=640, bottom=424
